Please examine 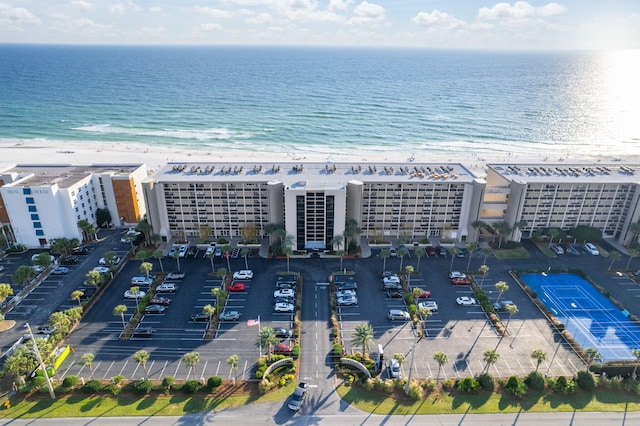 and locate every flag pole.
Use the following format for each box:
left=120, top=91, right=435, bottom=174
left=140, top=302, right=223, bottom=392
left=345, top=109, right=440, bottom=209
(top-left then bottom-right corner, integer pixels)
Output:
left=258, top=315, right=262, bottom=358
